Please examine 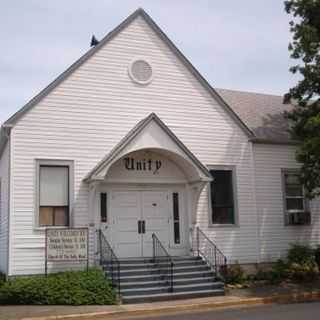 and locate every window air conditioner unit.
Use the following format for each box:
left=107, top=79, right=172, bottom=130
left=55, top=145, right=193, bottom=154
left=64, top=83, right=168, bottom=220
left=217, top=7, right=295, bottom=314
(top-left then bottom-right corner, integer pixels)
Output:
left=288, top=211, right=311, bottom=225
